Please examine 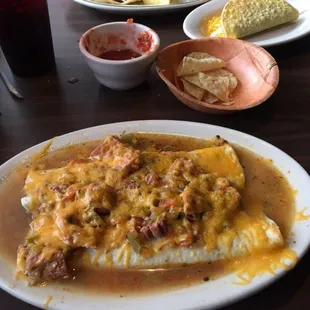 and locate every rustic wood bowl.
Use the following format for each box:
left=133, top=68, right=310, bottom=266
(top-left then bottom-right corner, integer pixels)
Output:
left=155, top=38, right=279, bottom=114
